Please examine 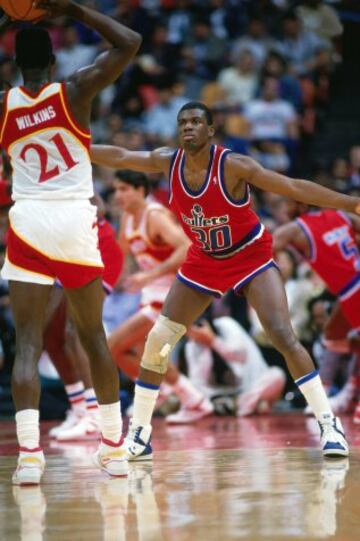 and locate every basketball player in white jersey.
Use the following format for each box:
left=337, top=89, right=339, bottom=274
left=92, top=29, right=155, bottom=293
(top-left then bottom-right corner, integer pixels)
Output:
left=107, top=170, right=214, bottom=426
left=0, top=0, right=141, bottom=484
